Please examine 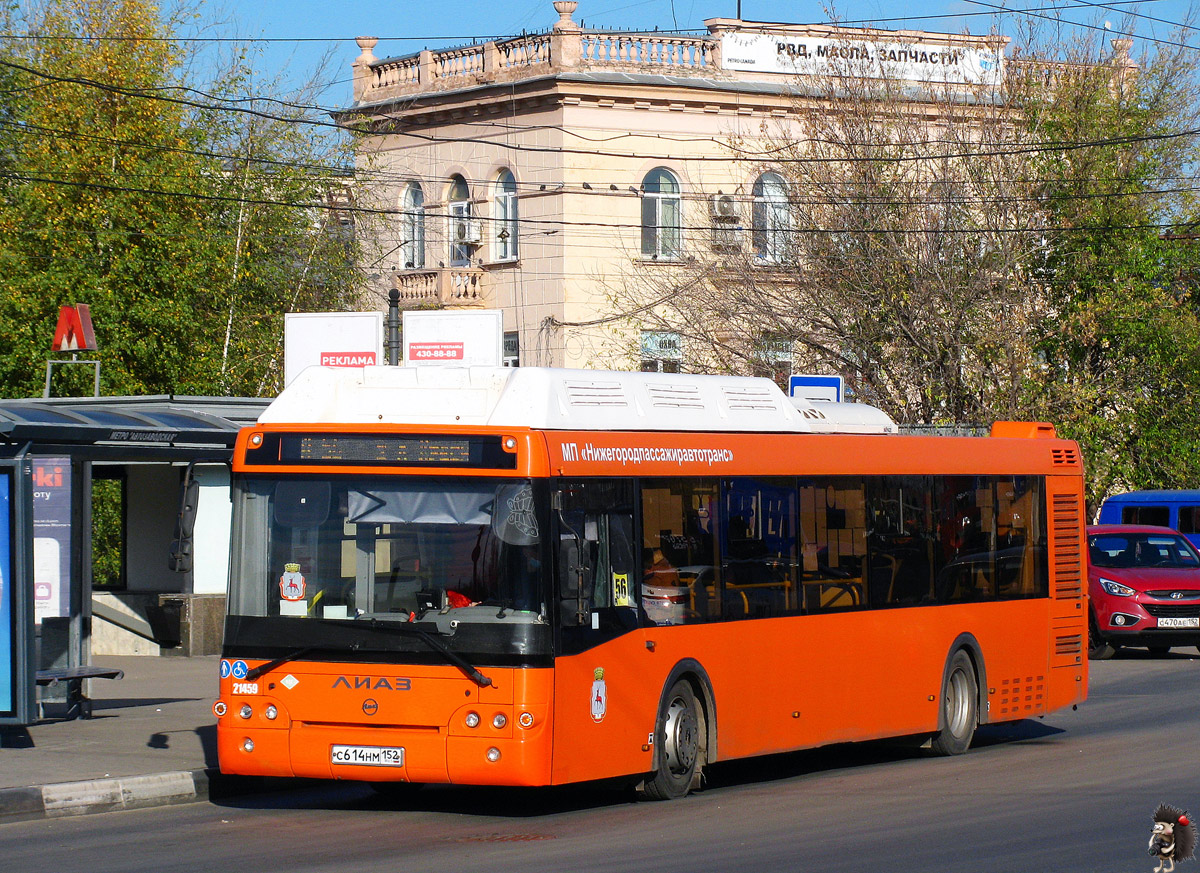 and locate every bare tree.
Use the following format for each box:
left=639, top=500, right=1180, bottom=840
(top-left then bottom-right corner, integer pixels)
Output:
left=607, top=31, right=1051, bottom=426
